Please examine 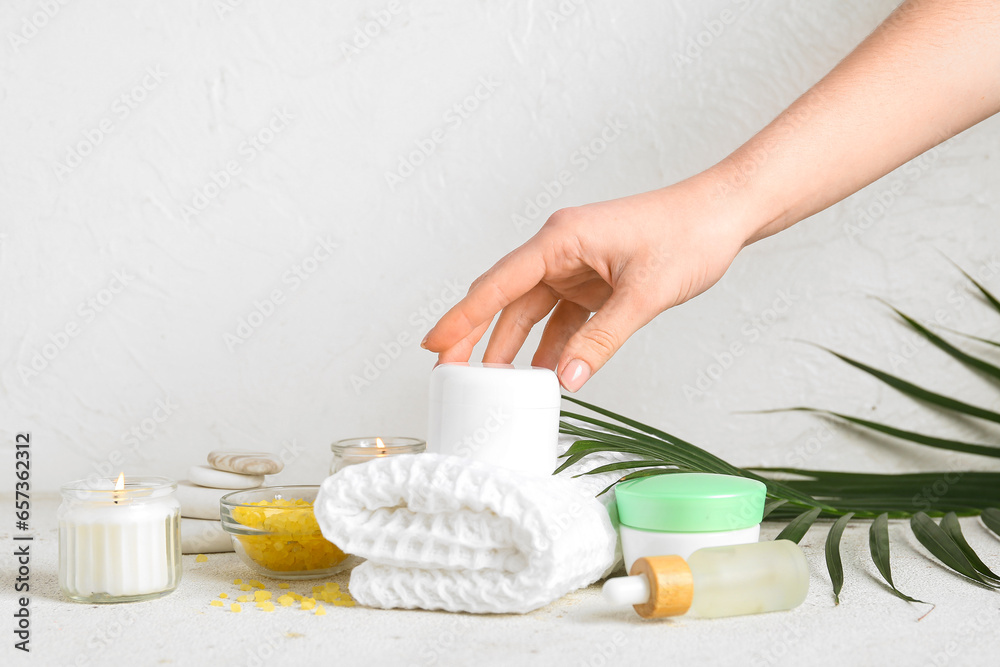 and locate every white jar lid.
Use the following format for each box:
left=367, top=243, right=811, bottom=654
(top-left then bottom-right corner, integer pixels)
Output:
left=429, top=362, right=561, bottom=410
